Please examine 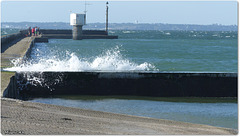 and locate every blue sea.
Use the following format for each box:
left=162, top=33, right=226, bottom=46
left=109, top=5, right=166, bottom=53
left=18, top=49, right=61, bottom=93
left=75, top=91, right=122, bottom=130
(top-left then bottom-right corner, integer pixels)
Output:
left=6, top=30, right=238, bottom=72
left=4, top=30, right=238, bottom=129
